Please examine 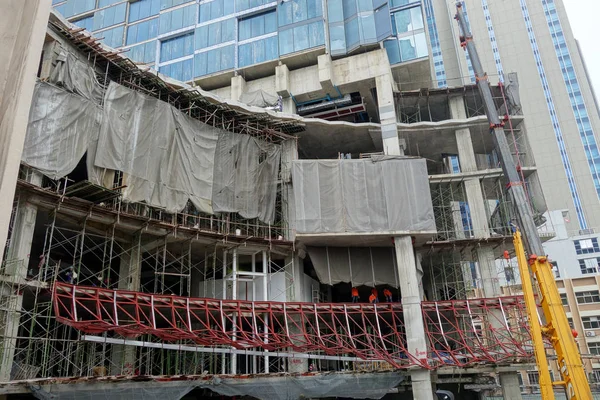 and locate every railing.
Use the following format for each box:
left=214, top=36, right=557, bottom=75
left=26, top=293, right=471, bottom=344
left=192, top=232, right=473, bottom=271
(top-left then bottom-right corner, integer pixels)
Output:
left=54, top=283, right=535, bottom=371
